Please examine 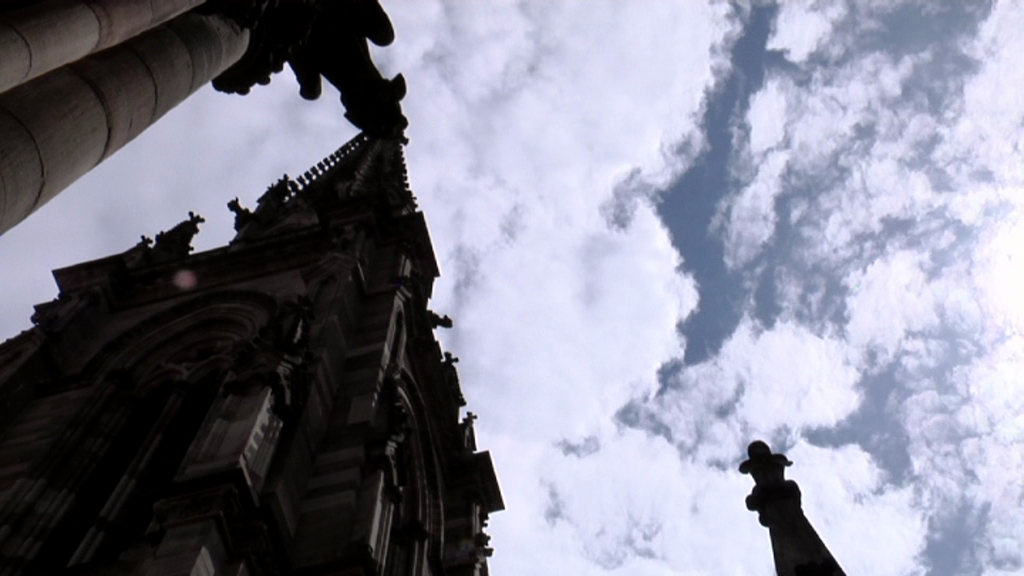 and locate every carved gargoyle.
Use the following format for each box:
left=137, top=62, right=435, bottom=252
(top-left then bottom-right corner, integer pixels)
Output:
left=428, top=310, right=454, bottom=329
left=288, top=1, right=407, bottom=138
left=150, top=212, right=205, bottom=262
left=212, top=0, right=408, bottom=138
left=227, top=197, right=254, bottom=232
